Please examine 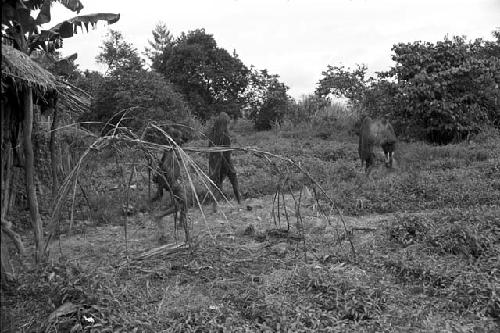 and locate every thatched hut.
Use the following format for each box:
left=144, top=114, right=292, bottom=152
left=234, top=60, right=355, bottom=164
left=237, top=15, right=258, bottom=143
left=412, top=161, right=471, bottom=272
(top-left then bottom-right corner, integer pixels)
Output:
left=50, top=77, right=93, bottom=185
left=2, top=44, right=59, bottom=176
left=1, top=43, right=91, bottom=285
left=2, top=43, right=59, bottom=269
left=2, top=43, right=59, bottom=96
